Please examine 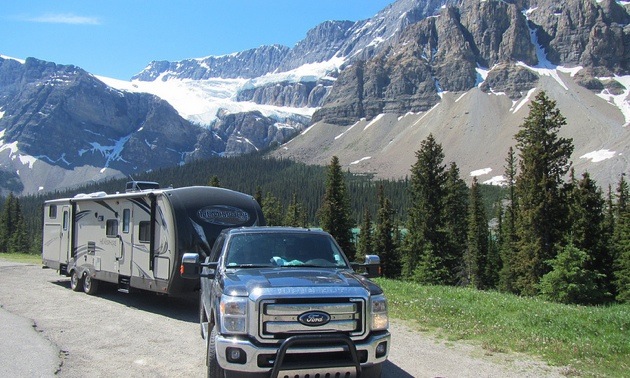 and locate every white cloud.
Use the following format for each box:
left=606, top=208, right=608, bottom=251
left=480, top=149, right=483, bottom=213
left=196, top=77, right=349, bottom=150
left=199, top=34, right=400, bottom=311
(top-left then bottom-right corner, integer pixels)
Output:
left=27, top=13, right=101, bottom=25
